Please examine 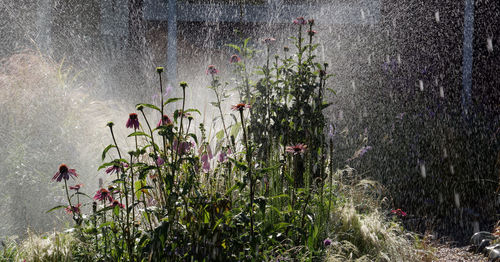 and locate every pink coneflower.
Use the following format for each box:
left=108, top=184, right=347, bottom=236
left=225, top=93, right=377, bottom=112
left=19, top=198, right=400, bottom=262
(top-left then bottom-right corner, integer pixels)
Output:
left=262, top=37, right=276, bottom=45
left=391, top=208, right=407, bottom=217
left=229, top=54, right=241, bottom=63
left=206, top=65, right=219, bottom=75
left=94, top=188, right=113, bottom=202
left=105, top=162, right=128, bottom=175
left=52, top=164, right=78, bottom=182
left=231, top=103, right=251, bottom=111
left=126, top=113, right=140, bottom=129
left=307, top=30, right=317, bottom=36
left=157, top=114, right=172, bottom=127
left=69, top=184, right=83, bottom=191
left=286, top=144, right=308, bottom=155
left=65, top=203, right=81, bottom=214
left=293, top=17, right=307, bottom=25
left=110, top=200, right=125, bottom=209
